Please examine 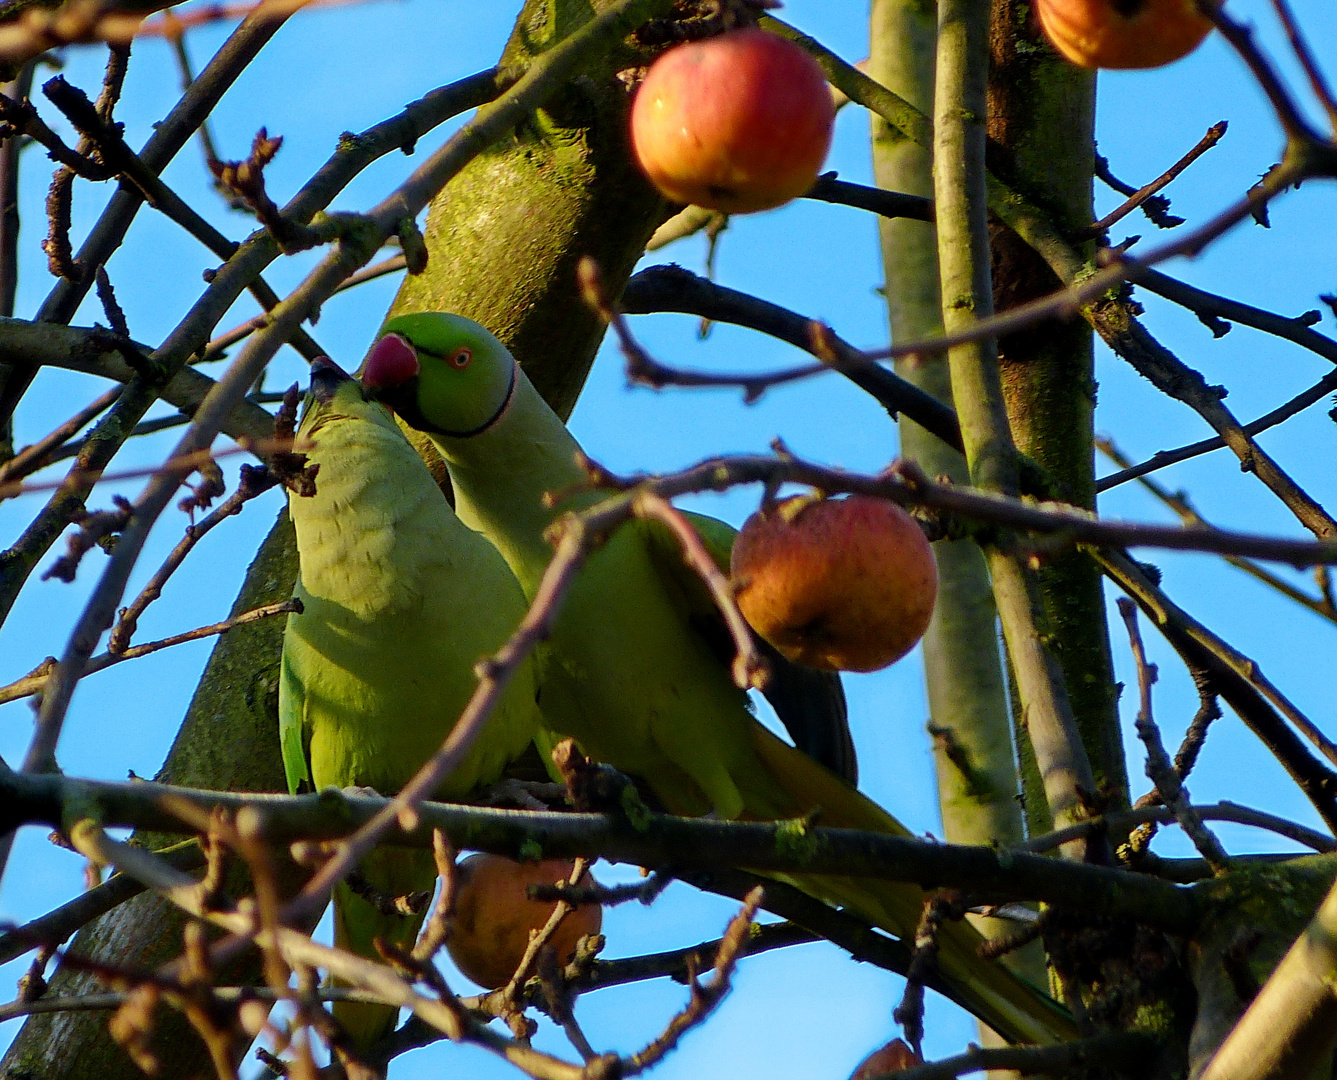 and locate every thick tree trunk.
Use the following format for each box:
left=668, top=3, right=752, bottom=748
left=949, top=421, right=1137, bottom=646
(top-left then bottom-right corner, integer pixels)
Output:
left=985, top=0, right=1128, bottom=824
left=0, top=3, right=666, bottom=1077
